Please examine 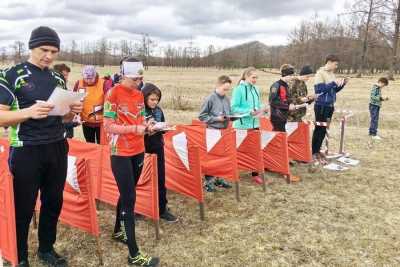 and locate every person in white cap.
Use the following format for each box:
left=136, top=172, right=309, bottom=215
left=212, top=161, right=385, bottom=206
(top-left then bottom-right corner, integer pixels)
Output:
left=103, top=57, right=159, bottom=267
